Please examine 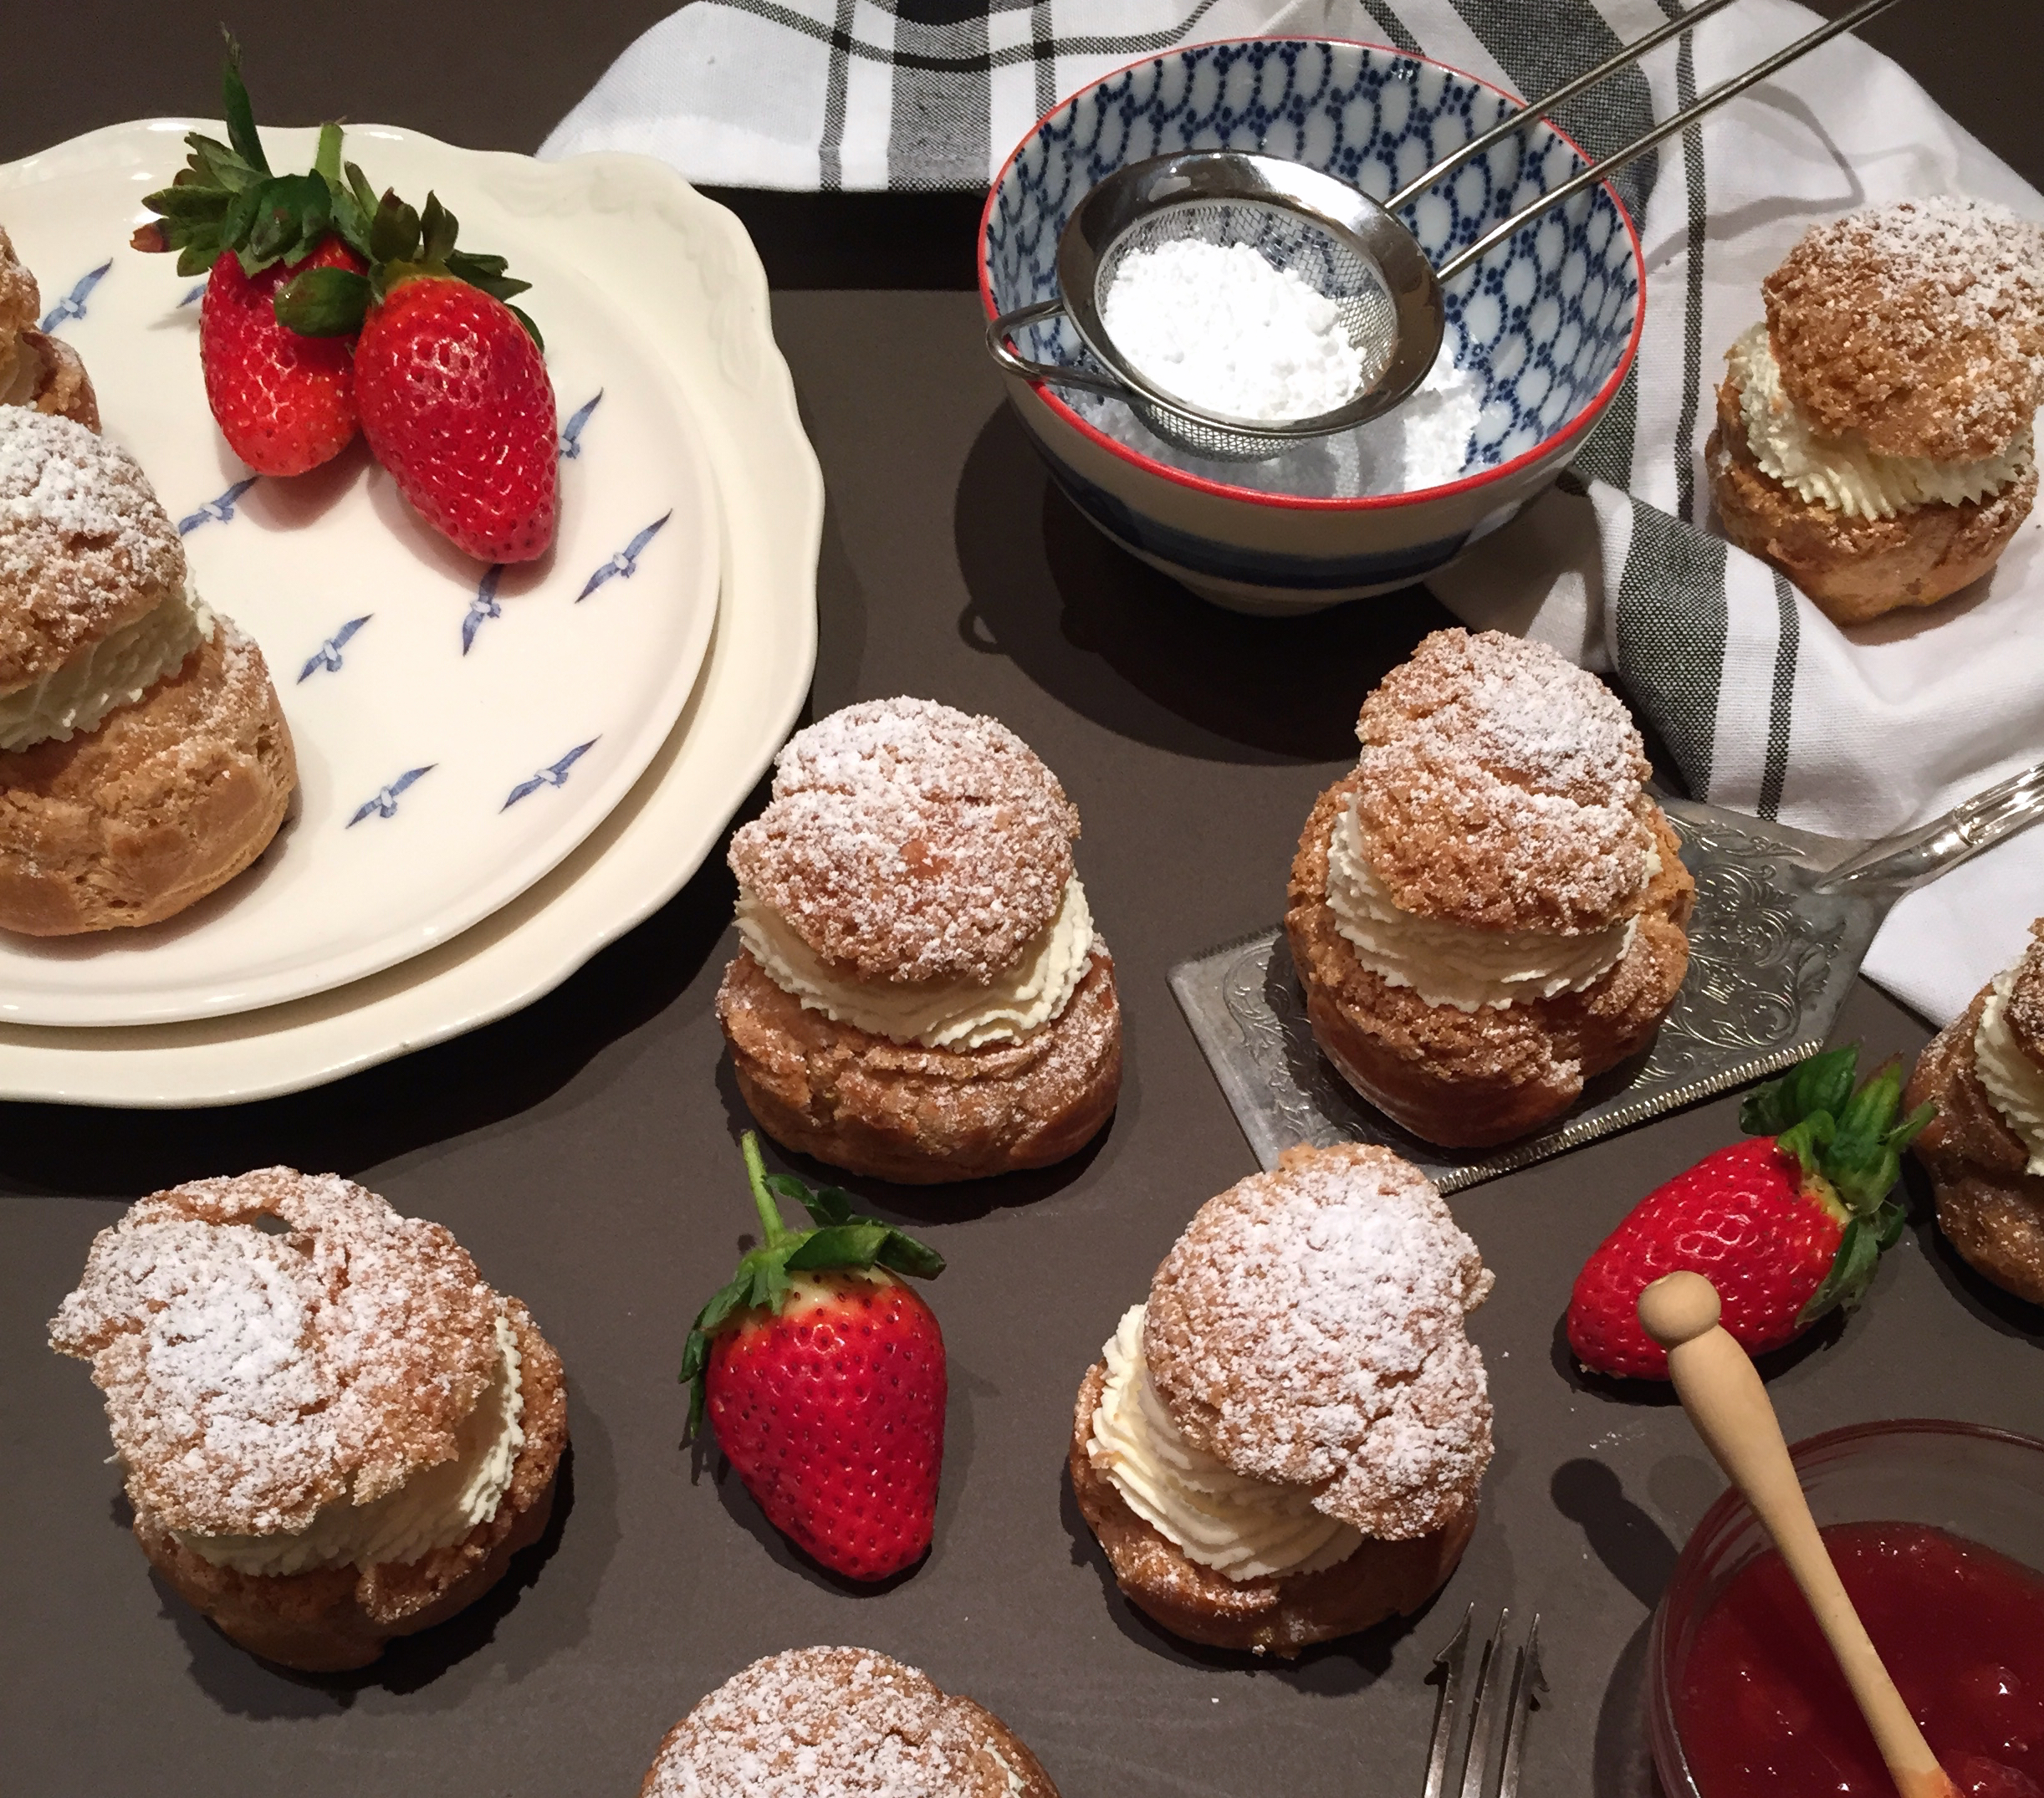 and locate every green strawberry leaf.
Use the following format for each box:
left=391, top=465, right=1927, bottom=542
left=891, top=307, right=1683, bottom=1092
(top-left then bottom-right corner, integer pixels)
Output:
left=1740, top=1047, right=1857, bottom=1138
left=274, top=266, right=372, bottom=336
left=369, top=191, right=422, bottom=266
left=218, top=32, right=272, bottom=180
left=875, top=1233, right=946, bottom=1280
left=507, top=304, right=544, bottom=350
left=786, top=1223, right=894, bottom=1270
left=1774, top=1111, right=1835, bottom=1186
left=419, top=192, right=459, bottom=266
left=1796, top=1210, right=1888, bottom=1327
